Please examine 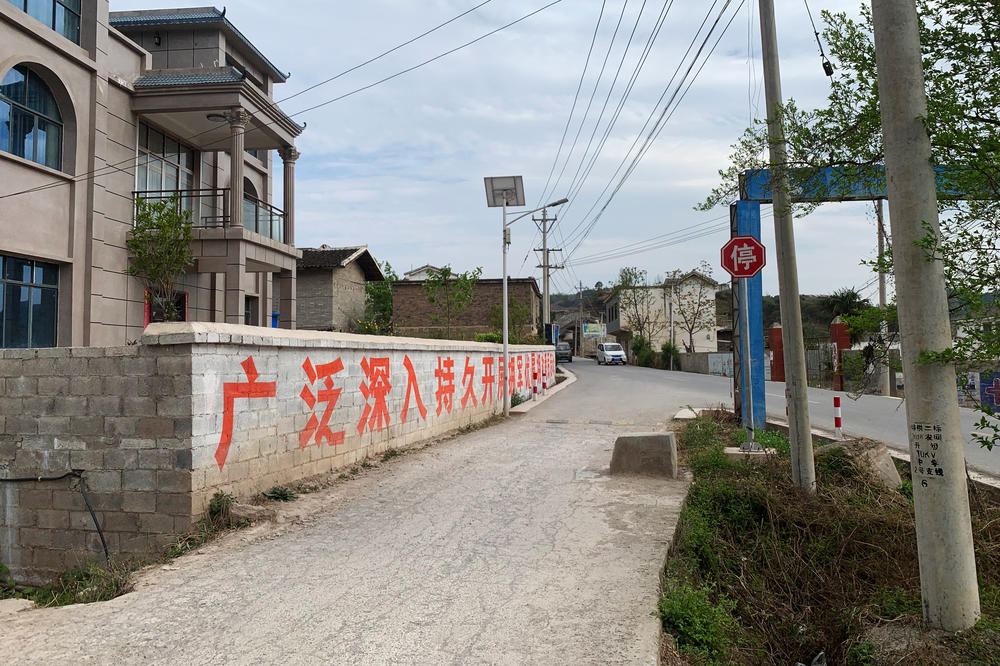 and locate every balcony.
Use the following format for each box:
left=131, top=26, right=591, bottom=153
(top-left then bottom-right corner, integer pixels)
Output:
left=133, top=189, right=287, bottom=244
